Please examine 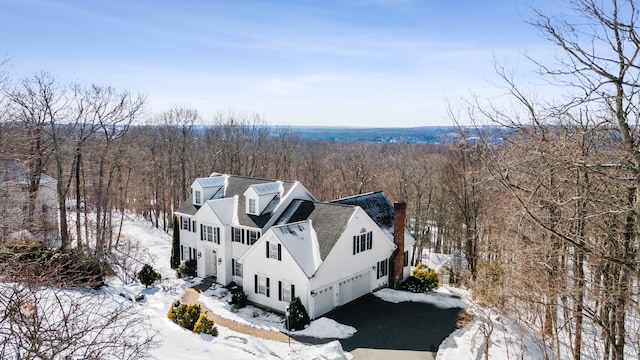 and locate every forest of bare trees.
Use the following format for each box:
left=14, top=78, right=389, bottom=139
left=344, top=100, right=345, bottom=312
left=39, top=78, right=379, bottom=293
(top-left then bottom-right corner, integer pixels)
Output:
left=1, top=0, right=640, bottom=359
